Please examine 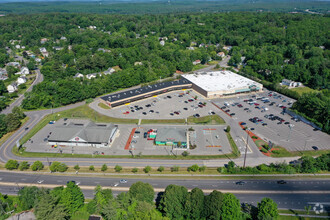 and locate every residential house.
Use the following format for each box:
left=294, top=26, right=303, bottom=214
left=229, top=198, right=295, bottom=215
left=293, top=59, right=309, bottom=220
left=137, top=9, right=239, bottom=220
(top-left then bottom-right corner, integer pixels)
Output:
left=217, top=52, right=225, bottom=58
left=103, top=67, right=115, bottom=75
left=281, top=79, right=302, bottom=88
left=40, top=38, right=48, bottom=44
left=134, top=62, right=143, bottom=66
left=86, top=73, right=97, bottom=80
left=73, top=73, right=84, bottom=78
left=187, top=47, right=195, bottom=50
left=53, top=46, right=63, bottom=51
left=135, top=34, right=140, bottom=39
left=7, top=82, right=18, bottom=93
left=97, top=48, right=111, bottom=53
left=88, top=26, right=97, bottom=30
left=0, top=68, right=8, bottom=81
left=15, top=45, right=21, bottom=49
left=6, top=62, right=20, bottom=68
left=17, top=76, right=27, bottom=85
left=21, top=46, right=26, bottom=49
left=199, top=43, right=205, bottom=48
left=40, top=47, right=49, bottom=57
left=160, top=40, right=165, bottom=46
left=68, top=45, right=73, bottom=50
left=191, top=41, right=197, bottom=46
left=35, top=58, right=42, bottom=64
left=18, top=67, right=30, bottom=76
left=222, top=45, right=232, bottom=52
left=60, top=36, right=67, bottom=41
left=193, top=60, right=201, bottom=65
